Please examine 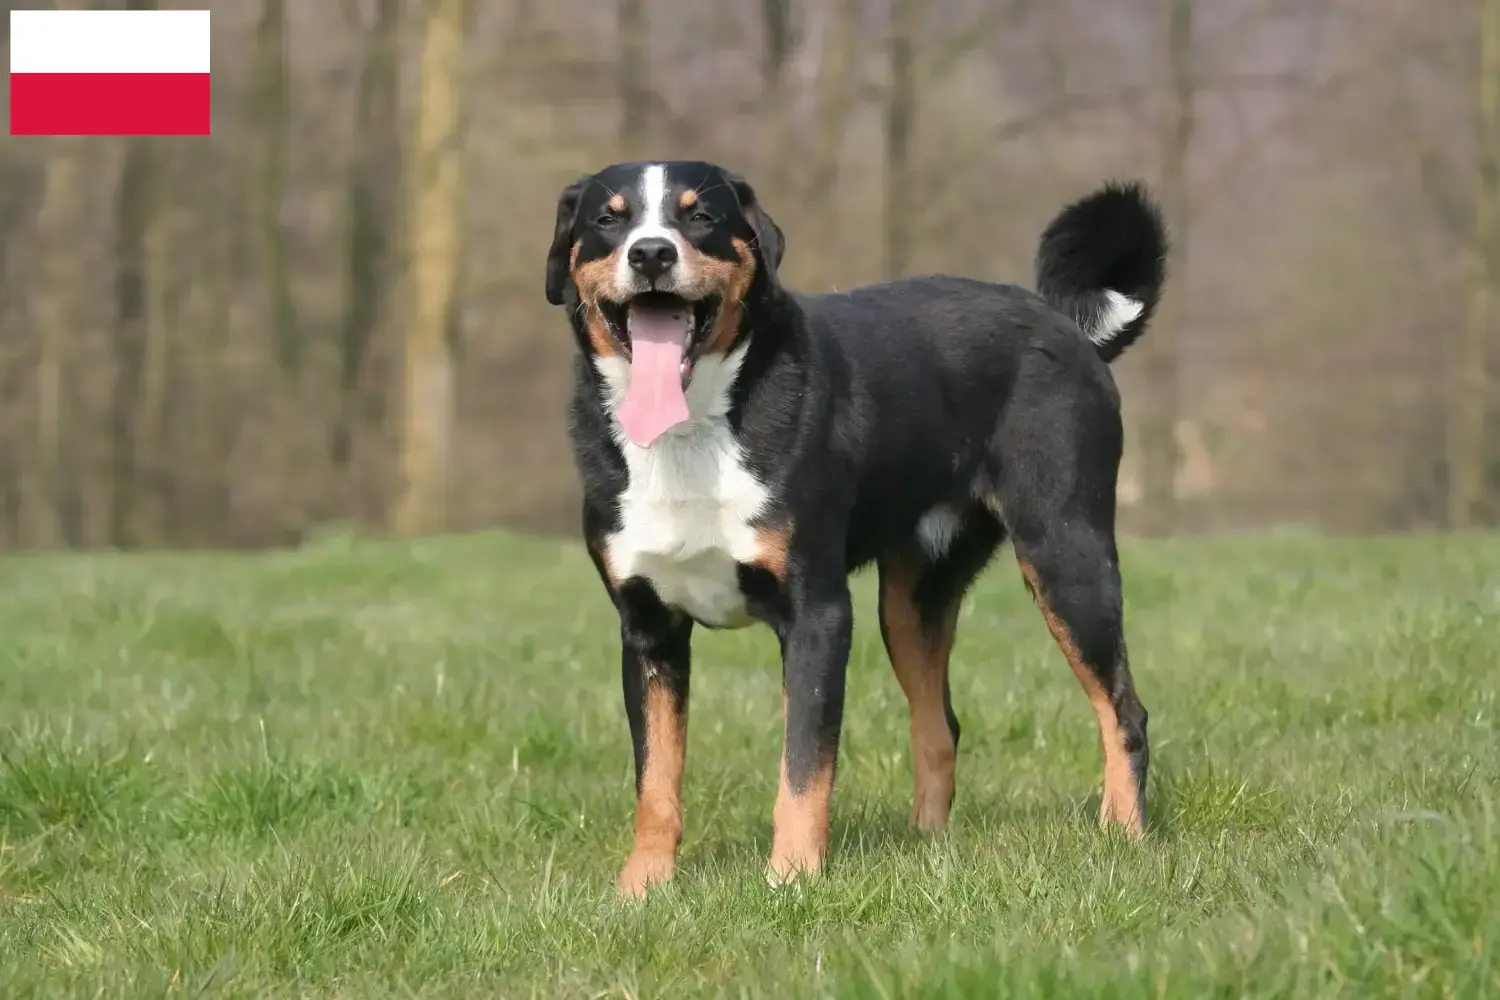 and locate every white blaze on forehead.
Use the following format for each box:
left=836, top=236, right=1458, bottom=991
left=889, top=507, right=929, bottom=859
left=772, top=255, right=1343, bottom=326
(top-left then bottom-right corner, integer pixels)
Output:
left=615, top=164, right=693, bottom=290
left=638, top=164, right=669, bottom=235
